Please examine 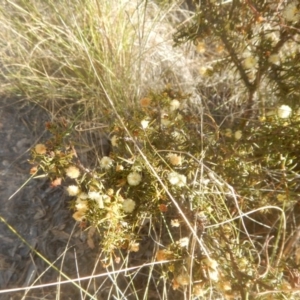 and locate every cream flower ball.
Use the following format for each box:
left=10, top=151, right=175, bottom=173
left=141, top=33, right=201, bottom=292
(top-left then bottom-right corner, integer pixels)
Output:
left=167, top=153, right=182, bottom=166
left=34, top=143, right=47, bottom=154
left=127, top=172, right=142, bottom=186
left=65, top=166, right=80, bottom=179
left=243, top=56, right=257, bottom=69
left=141, top=119, right=150, bottom=129
left=170, top=99, right=180, bottom=111
left=100, top=156, right=114, bottom=169
left=122, top=199, right=136, bottom=213
left=168, top=172, right=187, bottom=187
left=283, top=1, right=300, bottom=23
left=234, top=130, right=242, bottom=140
left=66, top=185, right=80, bottom=196
left=277, top=105, right=292, bottom=119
